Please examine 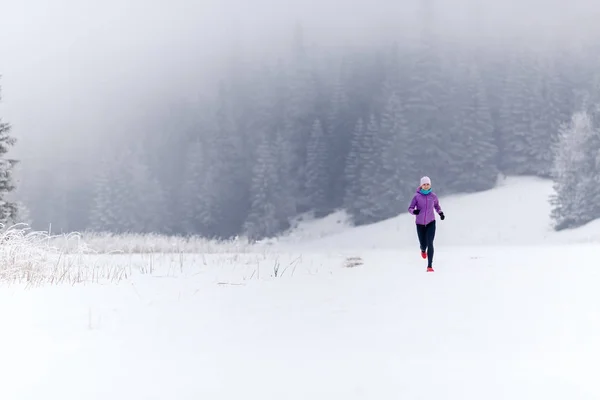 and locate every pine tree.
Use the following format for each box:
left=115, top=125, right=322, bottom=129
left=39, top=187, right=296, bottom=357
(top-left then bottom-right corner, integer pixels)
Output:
left=497, top=49, right=539, bottom=175
left=201, top=82, right=251, bottom=239
left=350, top=115, right=382, bottom=225
left=89, top=153, right=121, bottom=232
left=449, top=64, right=499, bottom=191
left=90, top=145, right=165, bottom=234
left=550, top=111, right=600, bottom=230
left=244, top=132, right=281, bottom=241
left=378, top=91, right=416, bottom=215
left=529, top=72, right=556, bottom=178
left=325, top=65, right=354, bottom=209
left=186, top=129, right=225, bottom=238
left=525, top=55, right=567, bottom=178
left=249, top=62, right=296, bottom=229
left=305, top=119, right=329, bottom=217
left=284, top=27, right=322, bottom=212
left=18, top=24, right=598, bottom=235
left=0, top=82, right=18, bottom=226
left=181, top=138, right=210, bottom=235
left=478, top=44, right=509, bottom=166
left=372, top=42, right=402, bottom=117
left=194, top=162, right=222, bottom=238
left=343, top=118, right=365, bottom=216
left=128, top=151, right=165, bottom=233
left=273, top=128, right=296, bottom=231
left=405, top=26, right=451, bottom=187
left=139, top=99, right=199, bottom=233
